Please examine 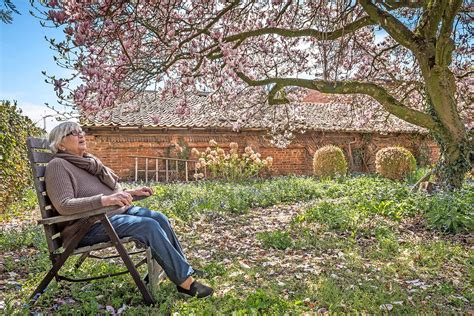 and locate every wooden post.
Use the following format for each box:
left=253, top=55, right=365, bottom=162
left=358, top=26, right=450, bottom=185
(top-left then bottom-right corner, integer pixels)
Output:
left=135, top=157, right=138, bottom=182
left=155, top=159, right=159, bottom=182
left=165, top=159, right=169, bottom=182
left=145, top=158, right=148, bottom=183
left=175, top=161, right=178, bottom=181
left=194, top=161, right=198, bottom=180
left=347, top=140, right=357, bottom=171
left=185, top=161, right=189, bottom=182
